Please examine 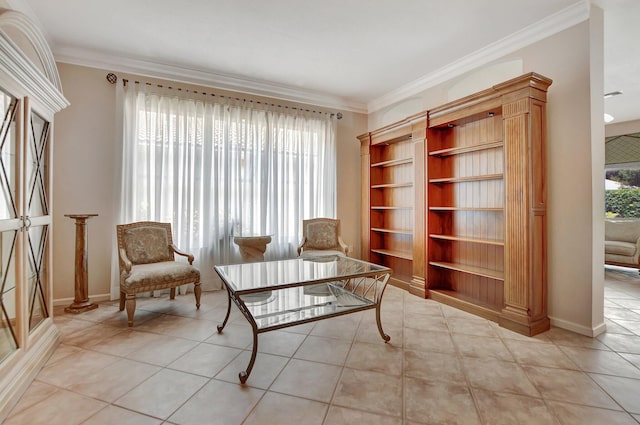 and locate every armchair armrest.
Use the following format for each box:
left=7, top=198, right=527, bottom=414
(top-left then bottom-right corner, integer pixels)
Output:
left=170, top=244, right=195, bottom=264
left=337, top=236, right=349, bottom=255
left=119, top=248, right=132, bottom=273
left=297, top=237, right=307, bottom=256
